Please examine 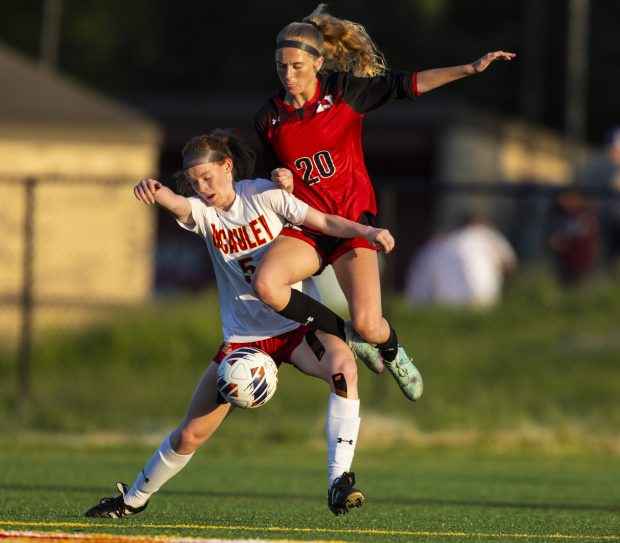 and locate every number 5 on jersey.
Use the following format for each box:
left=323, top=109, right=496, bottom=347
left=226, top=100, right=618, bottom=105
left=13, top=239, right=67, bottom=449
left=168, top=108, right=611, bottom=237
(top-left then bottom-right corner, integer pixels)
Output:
left=238, top=256, right=256, bottom=283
